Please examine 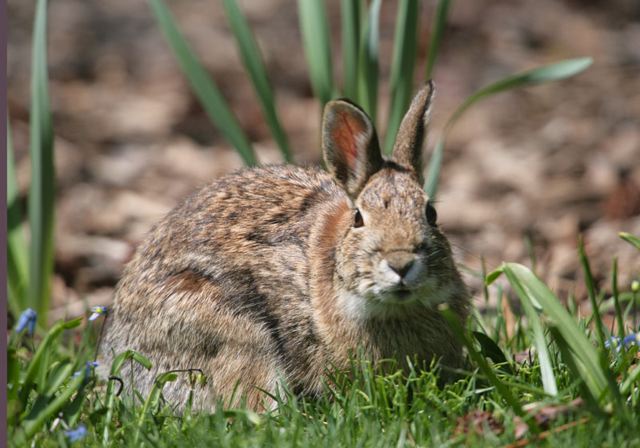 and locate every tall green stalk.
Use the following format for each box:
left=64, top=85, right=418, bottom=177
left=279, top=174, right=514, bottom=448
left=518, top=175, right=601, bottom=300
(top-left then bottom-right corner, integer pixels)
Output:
left=28, top=0, right=55, bottom=327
